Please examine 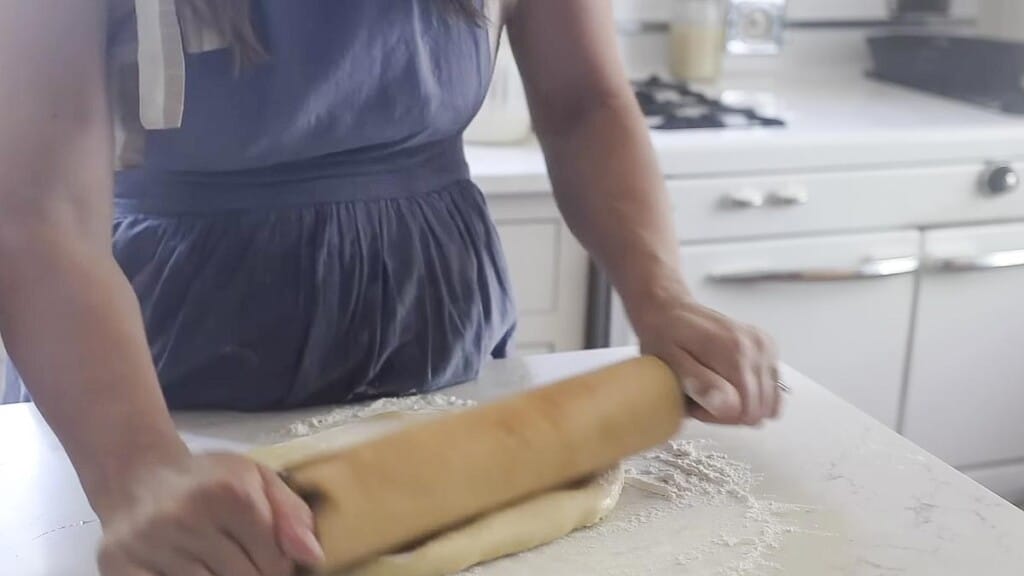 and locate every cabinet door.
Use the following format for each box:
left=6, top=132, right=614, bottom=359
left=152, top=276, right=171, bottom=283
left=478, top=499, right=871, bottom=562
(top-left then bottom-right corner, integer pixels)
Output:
left=903, top=222, right=1024, bottom=468
left=491, top=195, right=589, bottom=355
left=612, top=230, right=920, bottom=428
